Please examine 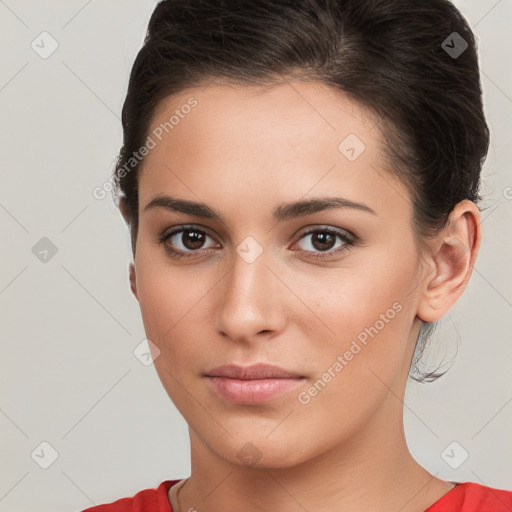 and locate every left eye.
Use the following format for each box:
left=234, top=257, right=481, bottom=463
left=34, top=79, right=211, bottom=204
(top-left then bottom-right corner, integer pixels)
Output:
left=295, top=228, right=353, bottom=254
